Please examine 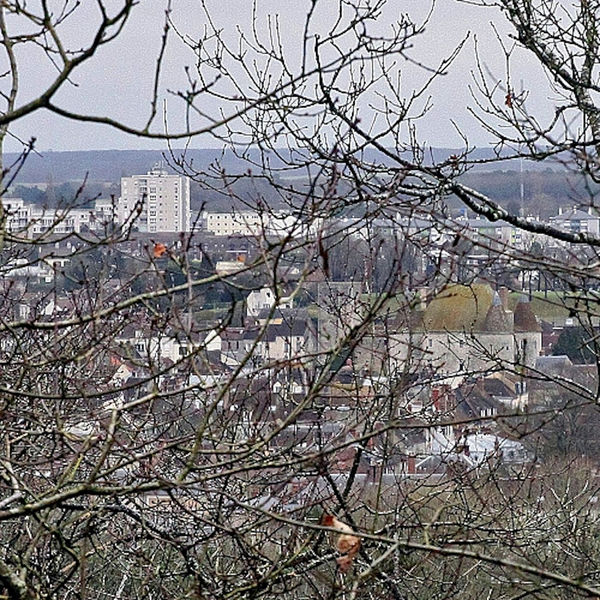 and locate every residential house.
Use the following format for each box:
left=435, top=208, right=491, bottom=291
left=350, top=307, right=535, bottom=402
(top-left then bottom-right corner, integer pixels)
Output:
left=246, top=287, right=291, bottom=318
left=550, top=205, right=600, bottom=238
